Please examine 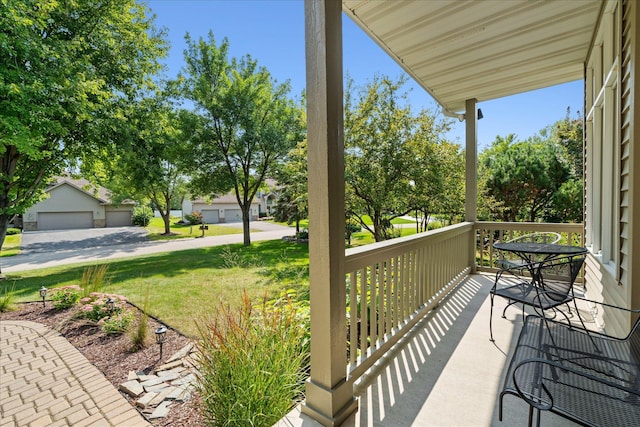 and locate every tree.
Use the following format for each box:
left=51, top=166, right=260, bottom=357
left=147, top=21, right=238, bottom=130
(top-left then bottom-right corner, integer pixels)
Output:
left=407, top=121, right=462, bottom=231
left=179, top=32, right=304, bottom=245
left=345, top=76, right=415, bottom=241
left=545, top=110, right=584, bottom=223
left=344, top=75, right=456, bottom=241
left=105, top=90, right=189, bottom=235
left=480, top=135, right=570, bottom=222
left=273, top=140, right=308, bottom=234
left=0, top=0, right=166, bottom=253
